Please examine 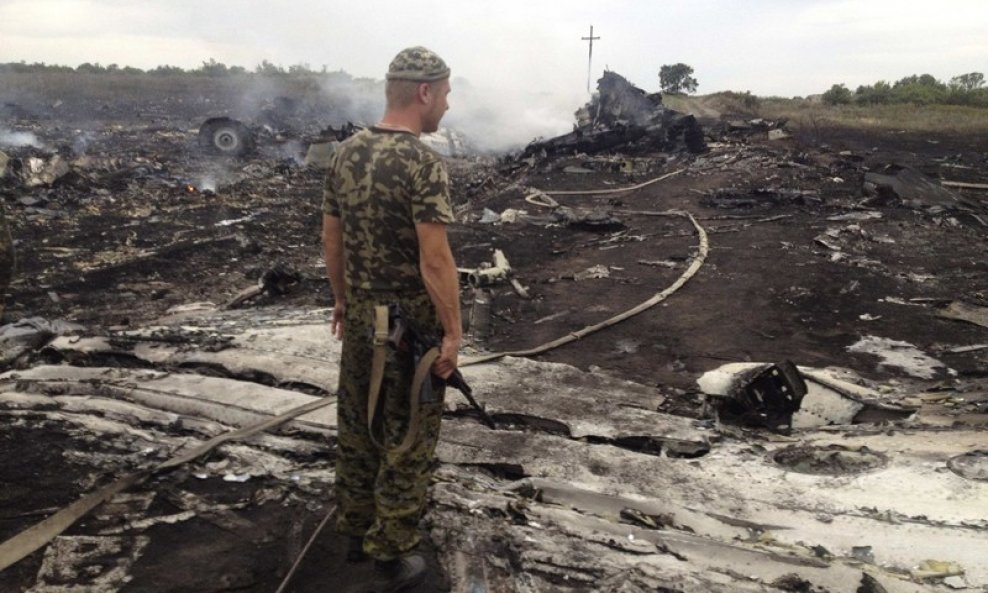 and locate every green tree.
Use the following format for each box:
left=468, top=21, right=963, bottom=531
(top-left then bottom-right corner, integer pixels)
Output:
left=1, top=61, right=69, bottom=73
left=945, top=72, right=986, bottom=106
left=288, top=63, right=314, bottom=75
left=149, top=65, right=186, bottom=75
left=255, top=60, right=285, bottom=75
left=893, top=74, right=943, bottom=90
left=659, top=63, right=698, bottom=95
left=889, top=74, right=946, bottom=104
left=855, top=81, right=893, bottom=105
left=949, top=72, right=984, bottom=91
left=197, top=58, right=231, bottom=77
left=895, top=85, right=945, bottom=105
left=822, top=83, right=853, bottom=105
left=76, top=62, right=107, bottom=74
